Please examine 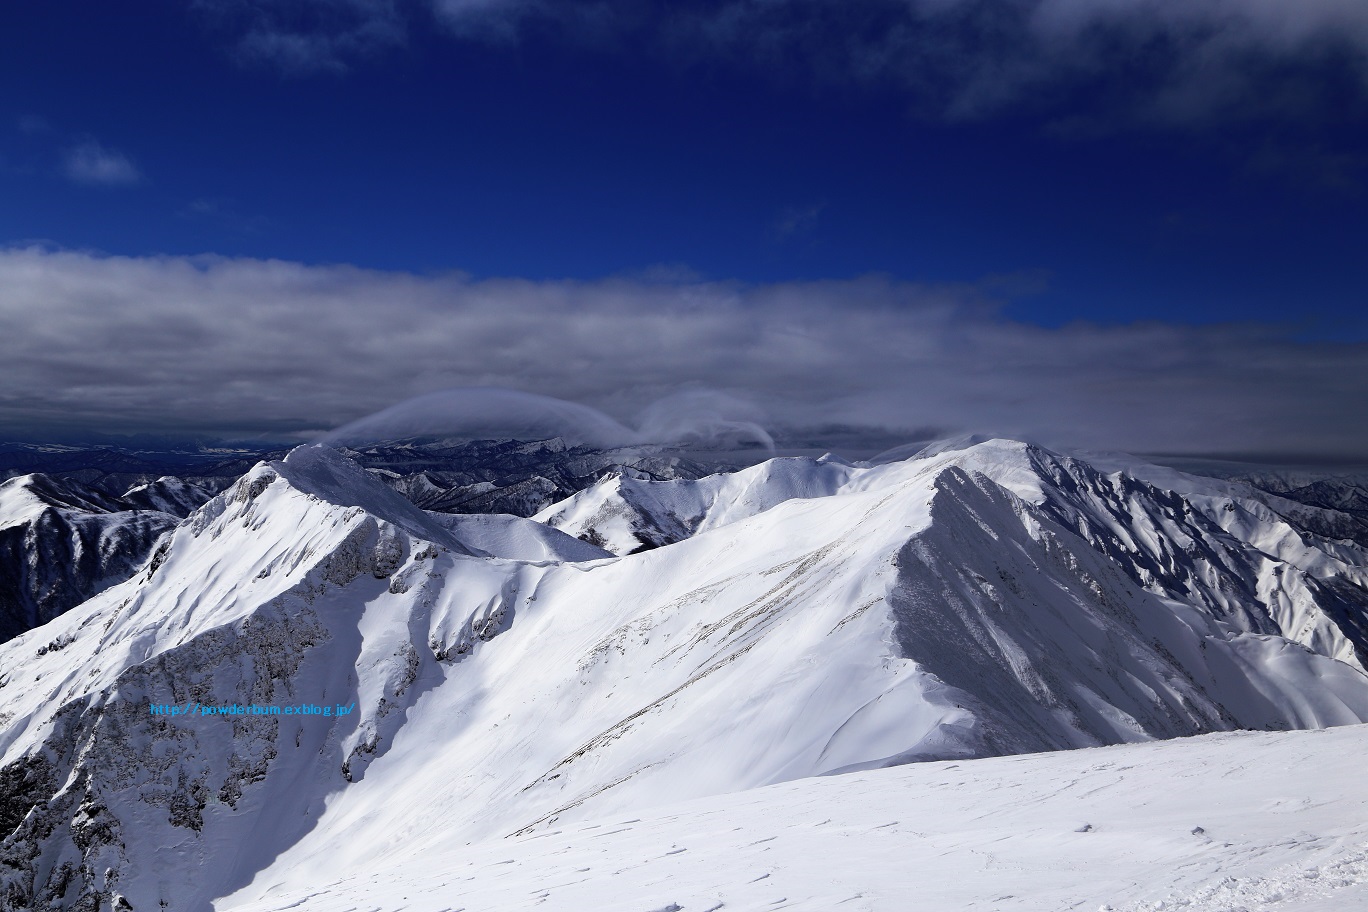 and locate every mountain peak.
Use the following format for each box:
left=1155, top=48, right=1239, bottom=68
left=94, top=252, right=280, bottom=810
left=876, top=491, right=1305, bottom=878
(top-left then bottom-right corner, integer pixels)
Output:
left=272, top=445, right=472, bottom=555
